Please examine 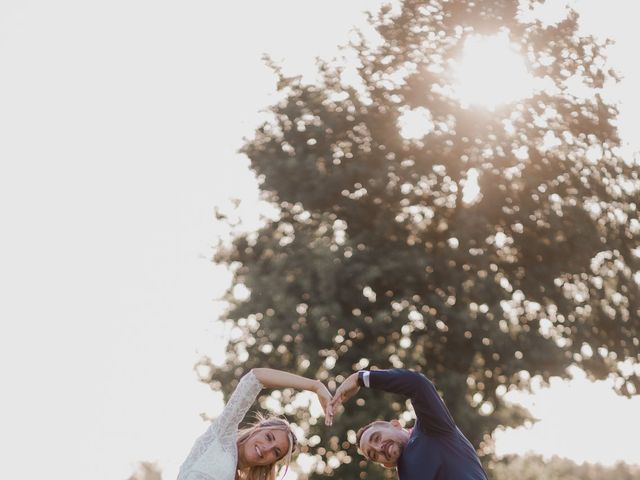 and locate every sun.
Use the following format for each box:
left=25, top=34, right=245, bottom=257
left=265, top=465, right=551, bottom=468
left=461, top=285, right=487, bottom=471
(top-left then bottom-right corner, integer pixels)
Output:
left=454, top=31, right=534, bottom=109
